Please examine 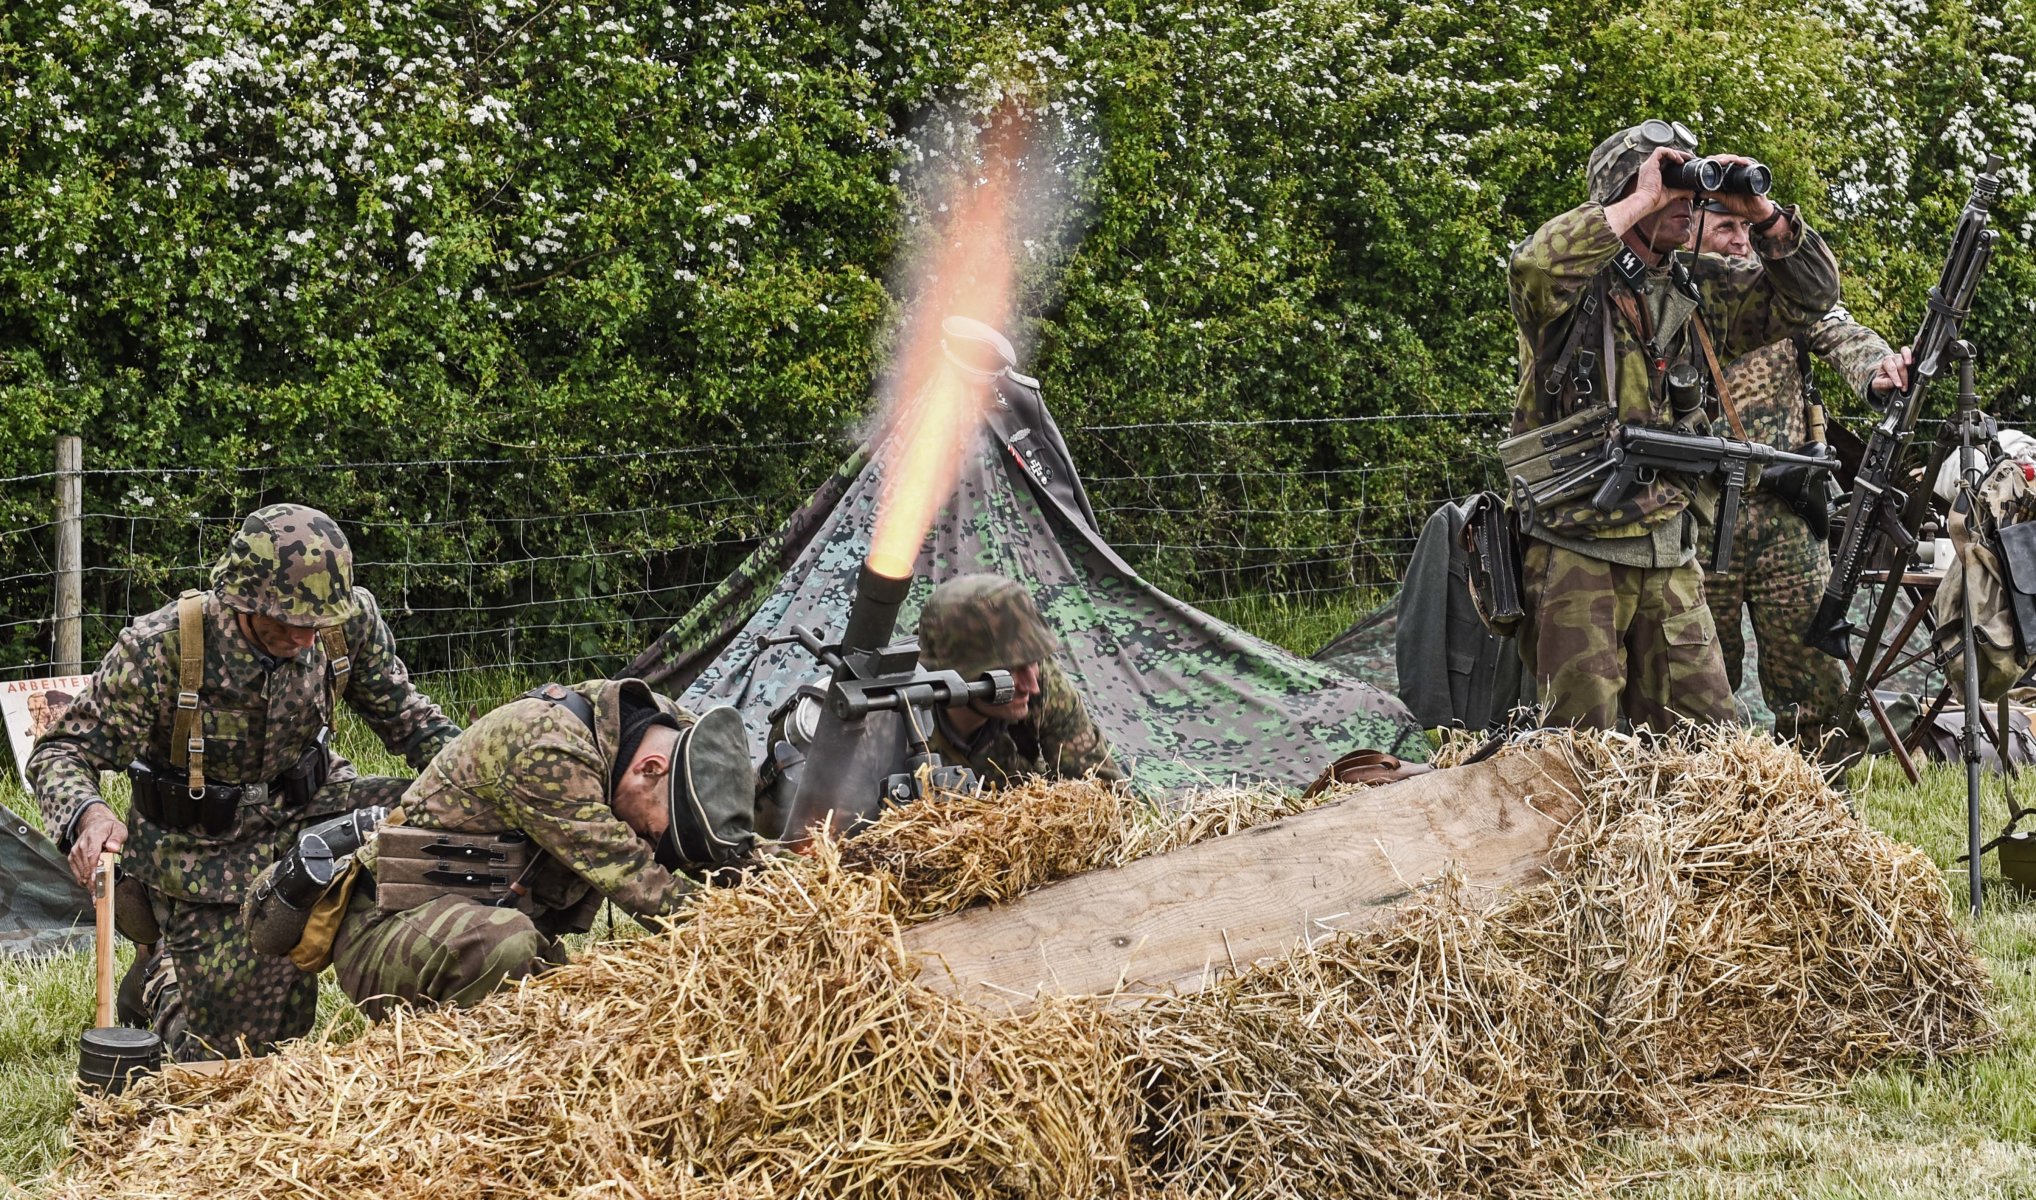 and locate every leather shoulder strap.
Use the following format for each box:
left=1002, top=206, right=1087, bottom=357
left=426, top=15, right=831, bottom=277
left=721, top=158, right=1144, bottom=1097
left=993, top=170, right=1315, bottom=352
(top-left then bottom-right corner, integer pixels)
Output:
left=1689, top=311, right=1747, bottom=439
left=170, top=590, right=207, bottom=792
left=319, top=626, right=351, bottom=711
left=523, top=683, right=594, bottom=730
